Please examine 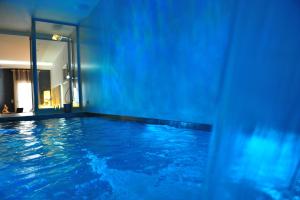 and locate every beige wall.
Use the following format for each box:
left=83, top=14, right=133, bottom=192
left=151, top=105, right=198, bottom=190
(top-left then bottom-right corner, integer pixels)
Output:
left=0, top=34, right=30, bottom=66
